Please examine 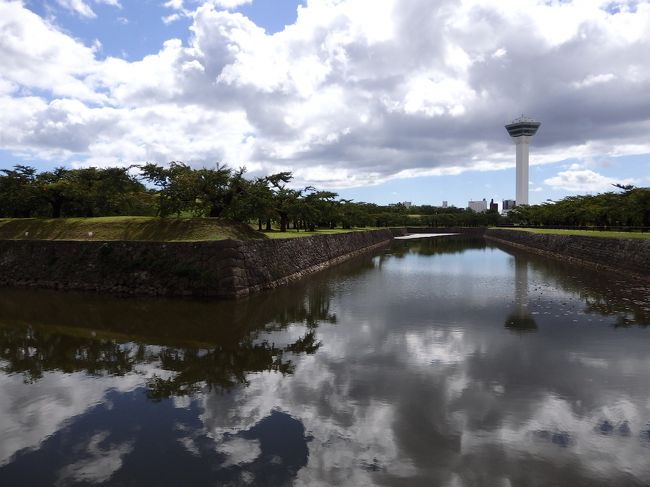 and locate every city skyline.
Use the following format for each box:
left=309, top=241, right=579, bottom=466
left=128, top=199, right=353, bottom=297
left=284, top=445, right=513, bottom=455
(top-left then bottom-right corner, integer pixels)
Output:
left=1, top=0, right=649, bottom=207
